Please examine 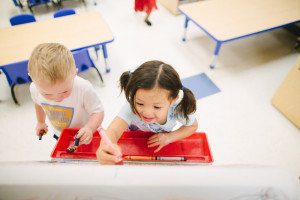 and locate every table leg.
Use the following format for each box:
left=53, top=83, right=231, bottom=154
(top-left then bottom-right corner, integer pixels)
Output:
left=209, top=41, right=222, bottom=69
left=182, top=17, right=189, bottom=42
left=102, top=44, right=110, bottom=73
